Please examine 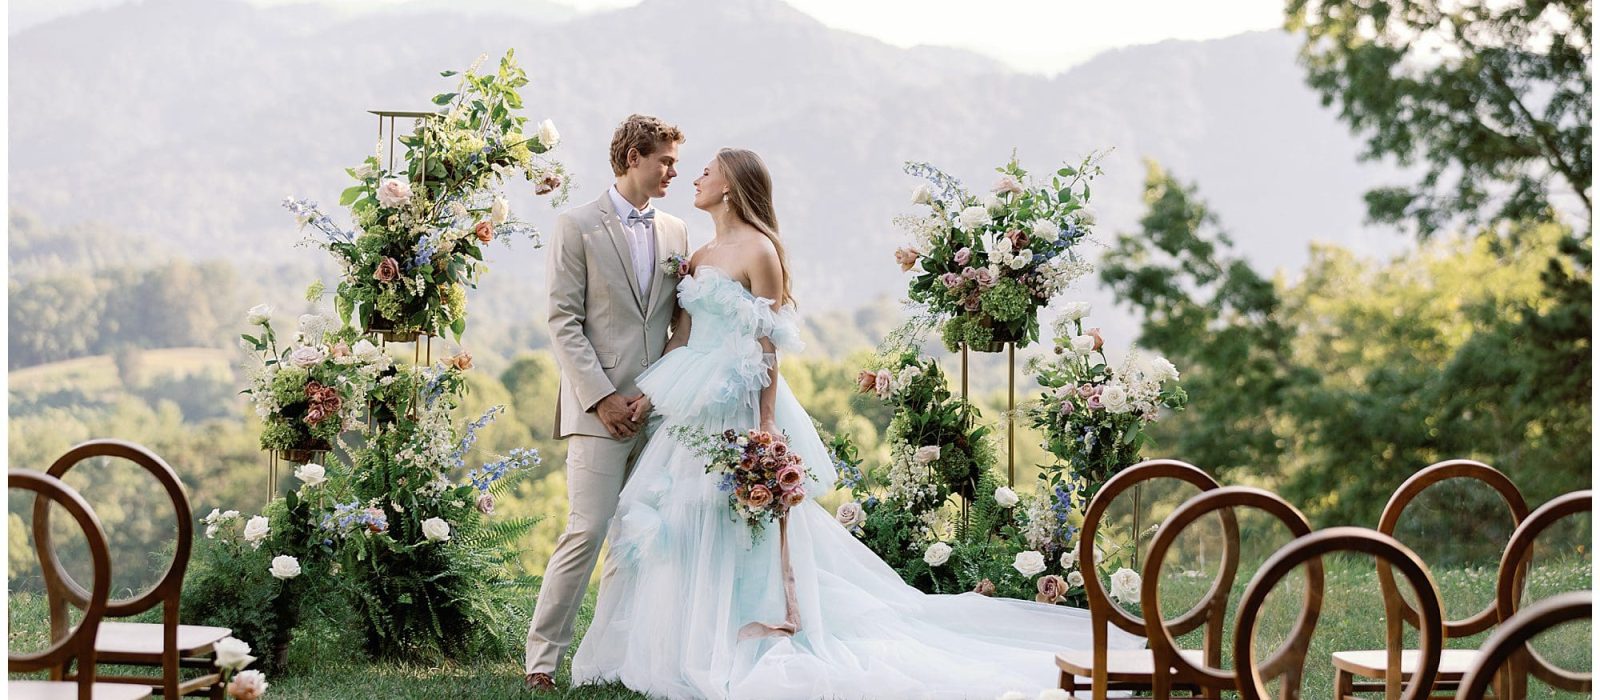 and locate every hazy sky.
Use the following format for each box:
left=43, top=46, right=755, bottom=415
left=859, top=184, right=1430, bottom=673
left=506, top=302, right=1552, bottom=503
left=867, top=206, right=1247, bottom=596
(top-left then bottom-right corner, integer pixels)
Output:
left=10, top=0, right=1287, bottom=75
